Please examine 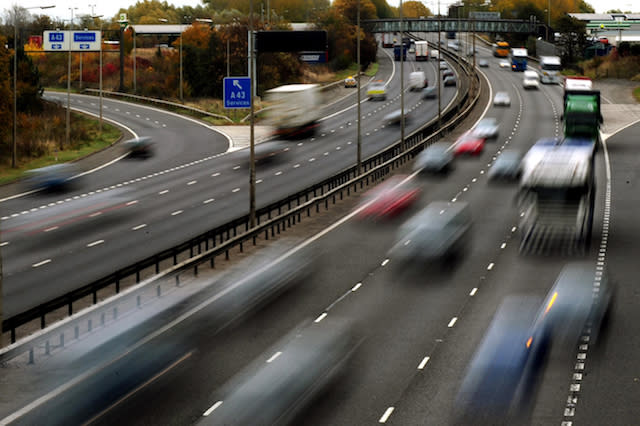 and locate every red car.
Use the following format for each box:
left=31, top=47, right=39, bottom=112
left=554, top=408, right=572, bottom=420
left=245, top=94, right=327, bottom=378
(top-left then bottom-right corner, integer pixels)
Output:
left=356, top=176, right=421, bottom=220
left=453, top=131, right=485, bottom=156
